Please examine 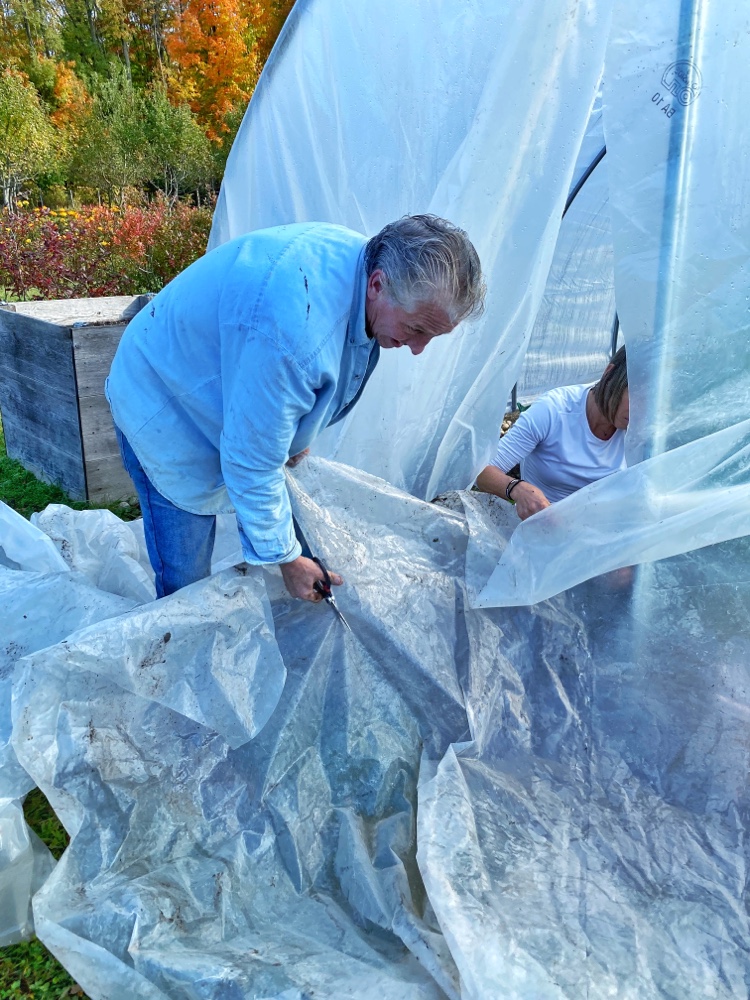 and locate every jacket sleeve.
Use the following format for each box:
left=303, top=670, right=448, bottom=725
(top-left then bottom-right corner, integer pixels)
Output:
left=489, top=398, right=553, bottom=473
left=220, top=328, right=316, bottom=565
